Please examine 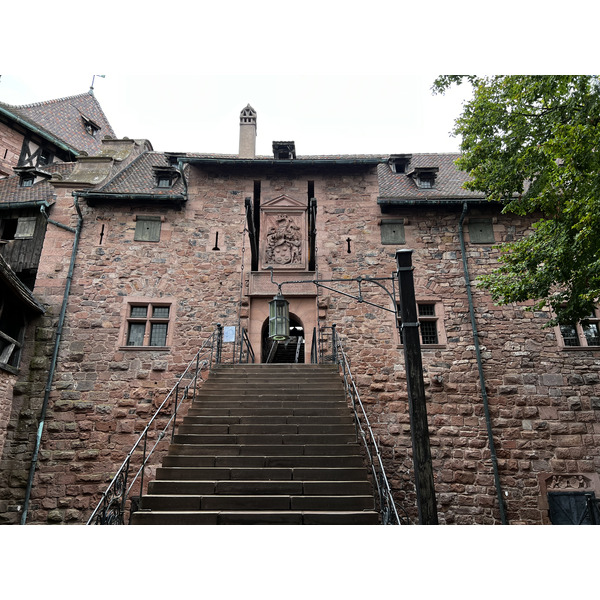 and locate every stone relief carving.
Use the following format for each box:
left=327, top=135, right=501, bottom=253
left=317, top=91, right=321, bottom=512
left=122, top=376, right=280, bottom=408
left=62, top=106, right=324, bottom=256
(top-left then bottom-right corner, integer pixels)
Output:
left=547, top=474, right=591, bottom=490
left=265, top=213, right=302, bottom=266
